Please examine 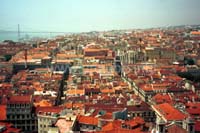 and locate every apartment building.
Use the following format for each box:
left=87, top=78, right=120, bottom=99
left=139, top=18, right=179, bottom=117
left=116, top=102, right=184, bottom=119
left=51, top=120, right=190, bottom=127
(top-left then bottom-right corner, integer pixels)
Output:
left=6, top=95, right=37, bottom=132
